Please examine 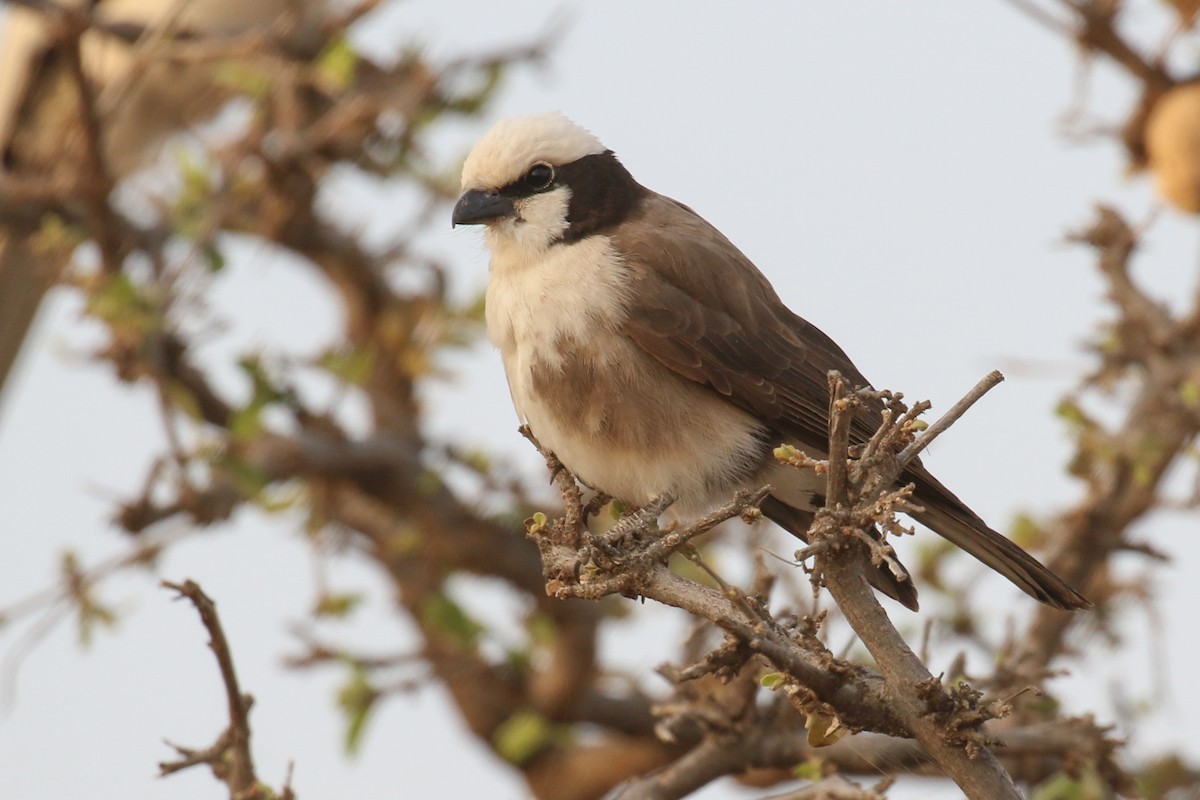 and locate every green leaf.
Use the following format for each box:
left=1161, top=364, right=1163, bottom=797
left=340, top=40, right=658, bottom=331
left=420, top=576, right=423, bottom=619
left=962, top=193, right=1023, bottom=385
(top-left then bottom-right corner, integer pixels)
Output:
left=85, top=273, right=159, bottom=332
left=774, top=444, right=800, bottom=461
left=76, top=595, right=118, bottom=648
left=416, top=469, right=443, bottom=497
left=381, top=524, right=423, bottom=557
left=170, top=149, right=217, bottom=235
left=31, top=213, right=84, bottom=255
left=238, top=356, right=289, bottom=404
left=201, top=243, right=226, bottom=274
left=420, top=594, right=482, bottom=649
left=229, top=404, right=264, bottom=439
left=760, top=672, right=786, bottom=689
left=1022, top=694, right=1061, bottom=714
left=318, top=346, right=376, bottom=386
left=457, top=448, right=492, bottom=474
left=214, top=62, right=272, bottom=100
left=315, top=37, right=359, bottom=92
left=525, top=511, right=548, bottom=535
left=337, top=667, right=379, bottom=755
left=62, top=552, right=117, bottom=648
left=1031, top=768, right=1106, bottom=800
left=1132, top=435, right=1167, bottom=488
left=217, top=453, right=271, bottom=498
left=314, top=592, right=364, bottom=619
left=164, top=380, right=203, bottom=421
left=493, top=710, right=553, bottom=765
left=504, top=648, right=532, bottom=674
left=525, top=612, right=557, bottom=647
left=1055, top=398, right=1088, bottom=430
left=1009, top=513, right=1043, bottom=549
left=229, top=355, right=291, bottom=439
